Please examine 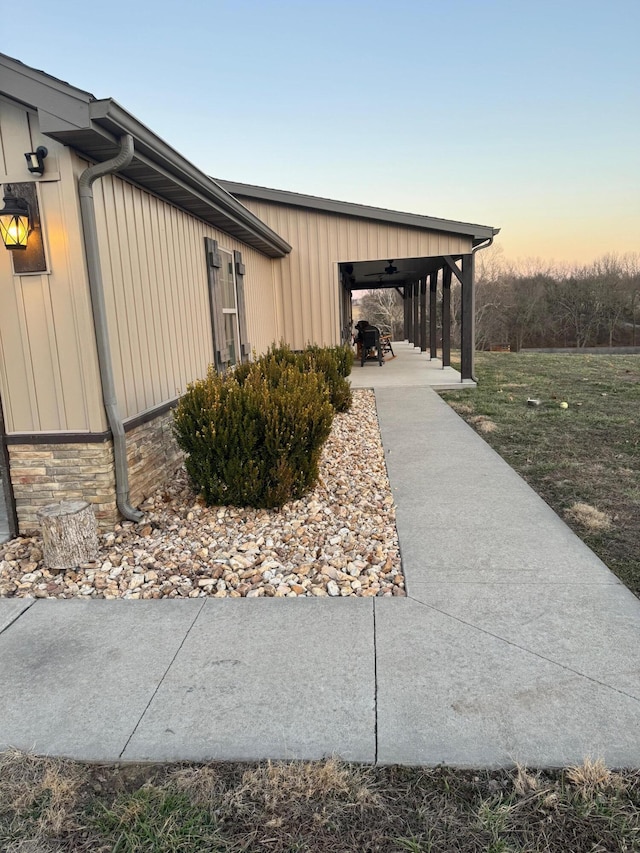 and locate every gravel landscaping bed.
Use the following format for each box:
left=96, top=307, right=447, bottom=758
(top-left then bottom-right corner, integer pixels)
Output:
left=0, top=390, right=403, bottom=599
